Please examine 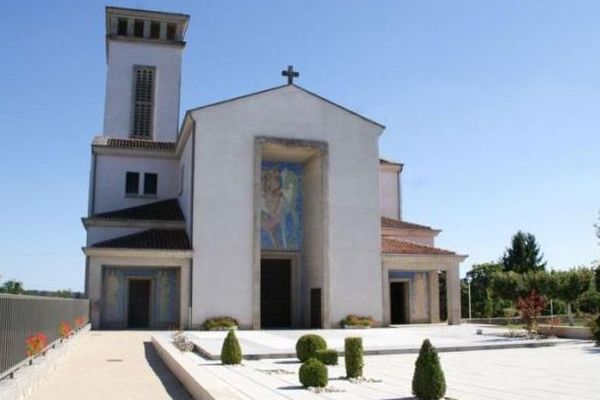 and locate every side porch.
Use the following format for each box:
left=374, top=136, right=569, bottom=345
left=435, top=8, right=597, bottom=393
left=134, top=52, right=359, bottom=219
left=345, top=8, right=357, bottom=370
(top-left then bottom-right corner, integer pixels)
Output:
left=381, top=238, right=467, bottom=325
